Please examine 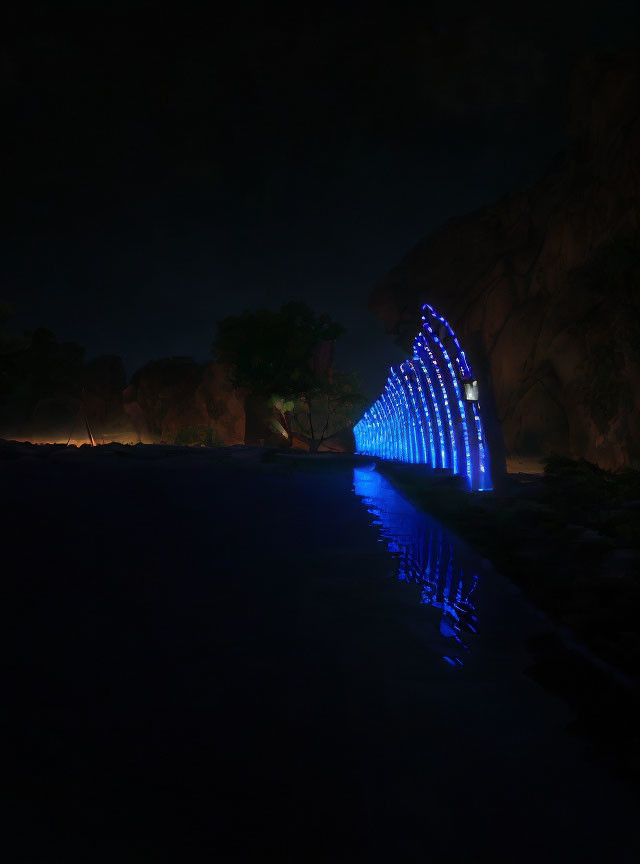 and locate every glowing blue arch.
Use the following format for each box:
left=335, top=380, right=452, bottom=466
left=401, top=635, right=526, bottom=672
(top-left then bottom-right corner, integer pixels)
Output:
left=354, top=303, right=491, bottom=490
